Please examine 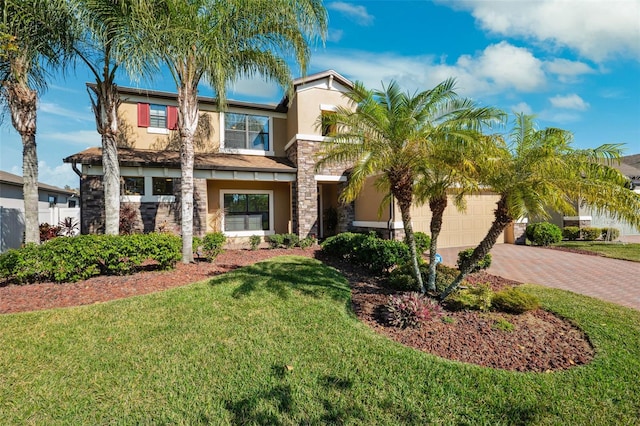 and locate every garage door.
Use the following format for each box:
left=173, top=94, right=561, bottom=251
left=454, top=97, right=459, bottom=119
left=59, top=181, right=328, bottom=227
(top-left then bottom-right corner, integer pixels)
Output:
left=411, top=193, right=503, bottom=248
